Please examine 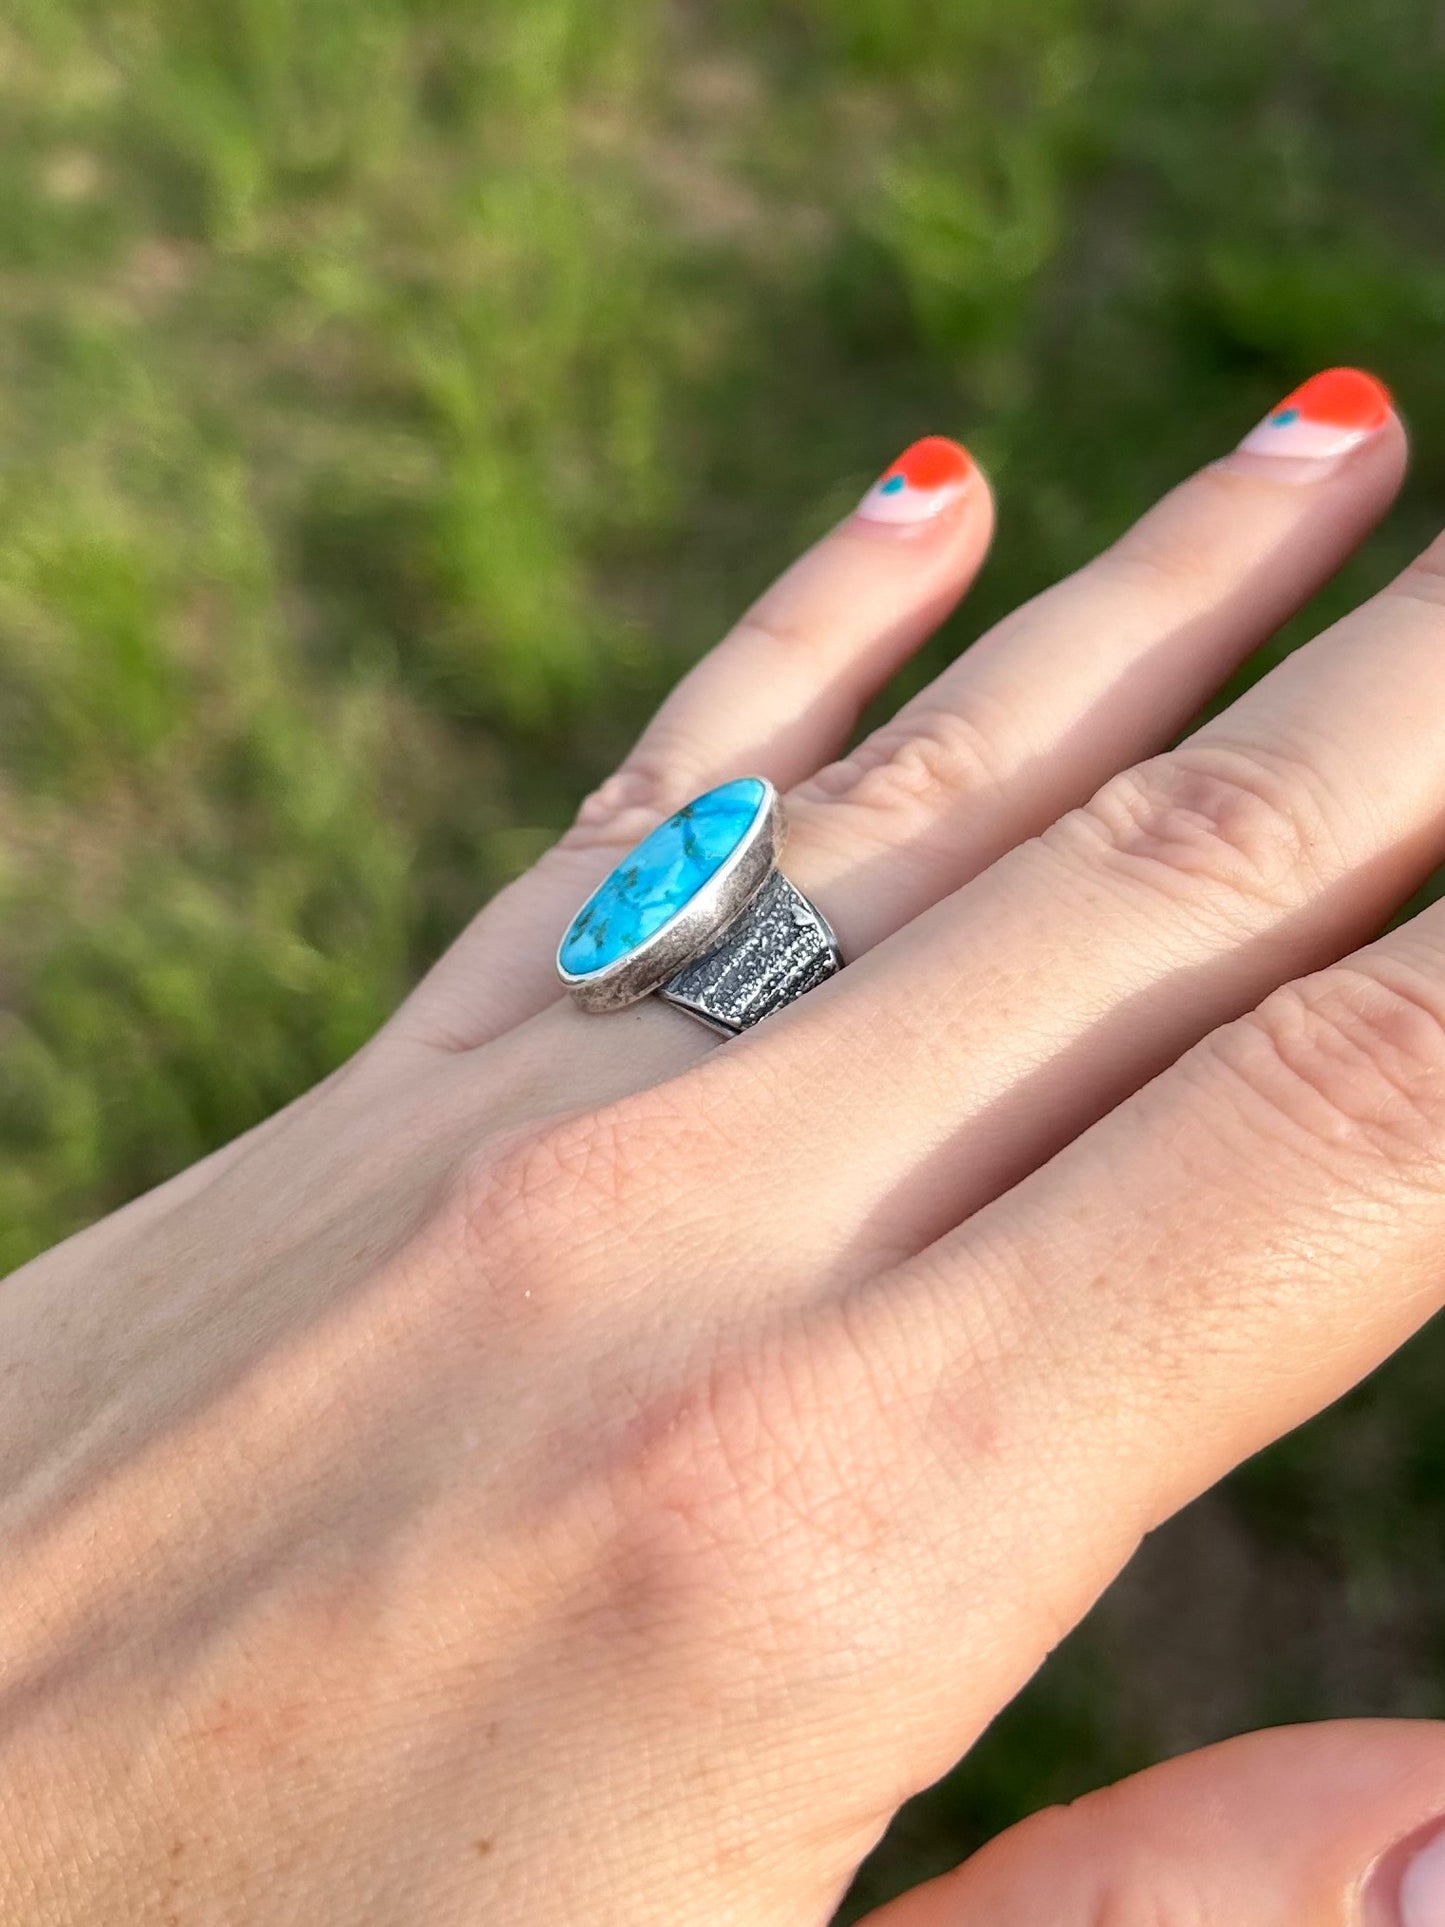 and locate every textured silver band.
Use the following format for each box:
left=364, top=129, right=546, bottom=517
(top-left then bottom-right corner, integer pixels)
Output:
left=657, top=870, right=842, bottom=1035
